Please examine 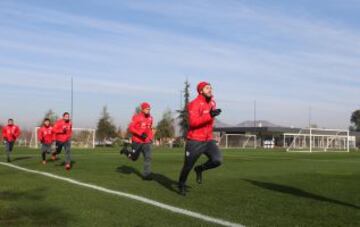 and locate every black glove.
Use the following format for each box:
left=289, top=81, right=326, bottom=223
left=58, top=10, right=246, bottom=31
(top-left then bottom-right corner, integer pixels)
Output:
left=140, top=133, right=148, bottom=140
left=40, top=139, right=45, bottom=144
left=210, top=109, right=222, bottom=118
